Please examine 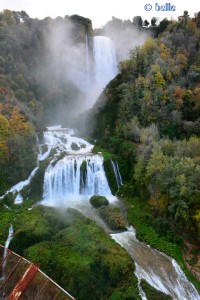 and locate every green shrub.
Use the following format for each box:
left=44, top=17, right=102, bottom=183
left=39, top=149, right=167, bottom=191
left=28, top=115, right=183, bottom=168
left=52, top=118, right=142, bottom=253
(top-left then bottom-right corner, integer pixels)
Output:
left=98, top=205, right=127, bottom=231
left=21, top=208, right=138, bottom=300
left=141, top=280, right=172, bottom=299
left=89, top=195, right=109, bottom=208
left=71, top=142, right=80, bottom=151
